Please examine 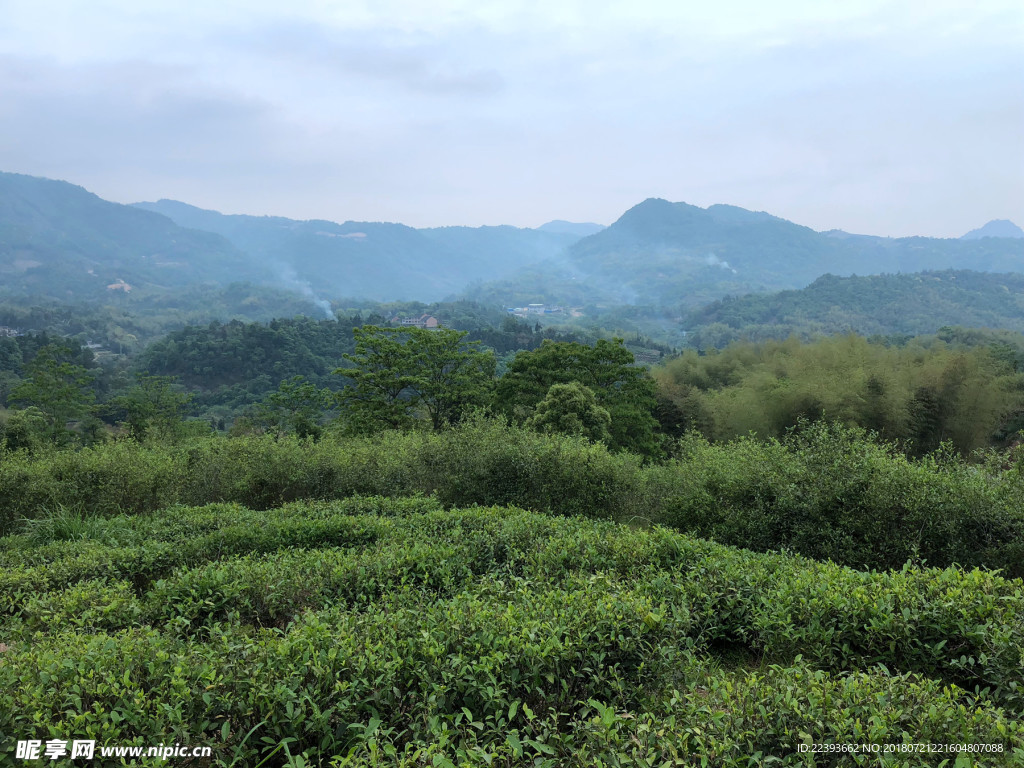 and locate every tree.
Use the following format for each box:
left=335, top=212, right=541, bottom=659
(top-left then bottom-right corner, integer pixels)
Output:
left=106, top=374, right=193, bottom=442
left=525, top=382, right=611, bottom=442
left=8, top=344, right=95, bottom=444
left=0, top=406, right=48, bottom=452
left=496, top=338, right=661, bottom=456
left=254, top=375, right=331, bottom=439
left=335, top=326, right=495, bottom=433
